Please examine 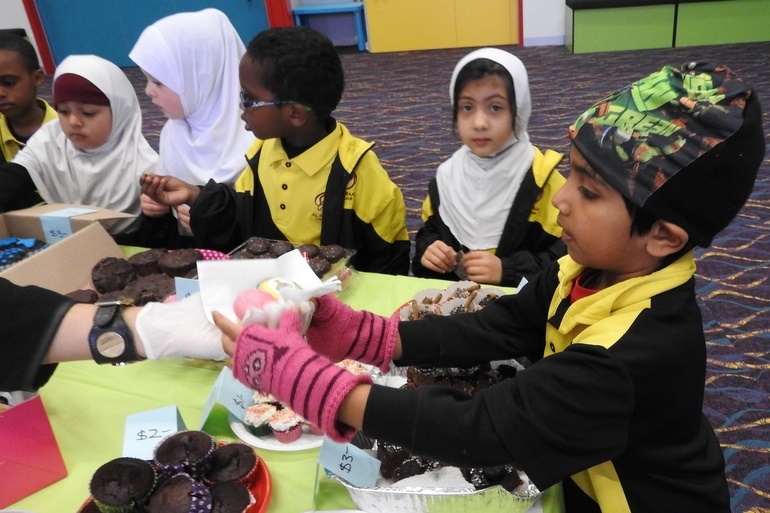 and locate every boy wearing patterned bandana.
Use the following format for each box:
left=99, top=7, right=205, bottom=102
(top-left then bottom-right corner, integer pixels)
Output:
left=216, top=62, right=765, bottom=513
